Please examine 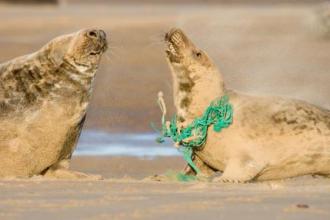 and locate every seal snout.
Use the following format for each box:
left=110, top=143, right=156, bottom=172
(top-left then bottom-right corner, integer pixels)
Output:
left=165, top=28, right=185, bottom=47
left=84, top=29, right=108, bottom=54
left=86, top=29, right=107, bottom=41
left=165, top=28, right=188, bottom=62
